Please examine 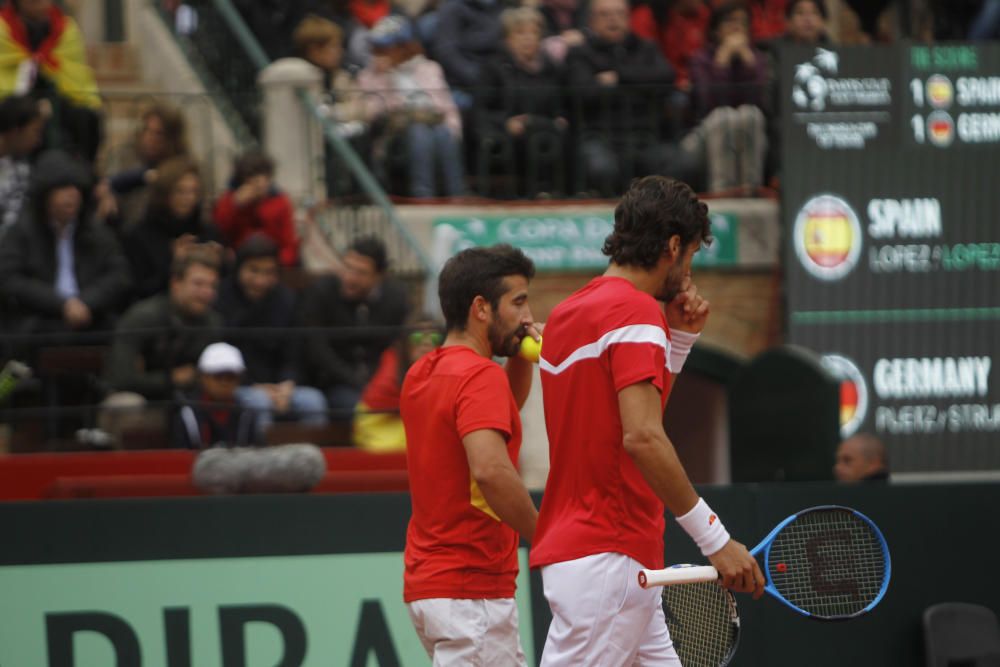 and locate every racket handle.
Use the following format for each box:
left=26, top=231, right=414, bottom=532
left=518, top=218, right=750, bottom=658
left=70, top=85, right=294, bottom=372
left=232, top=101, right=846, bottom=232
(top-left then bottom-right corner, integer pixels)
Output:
left=638, top=565, right=720, bottom=588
